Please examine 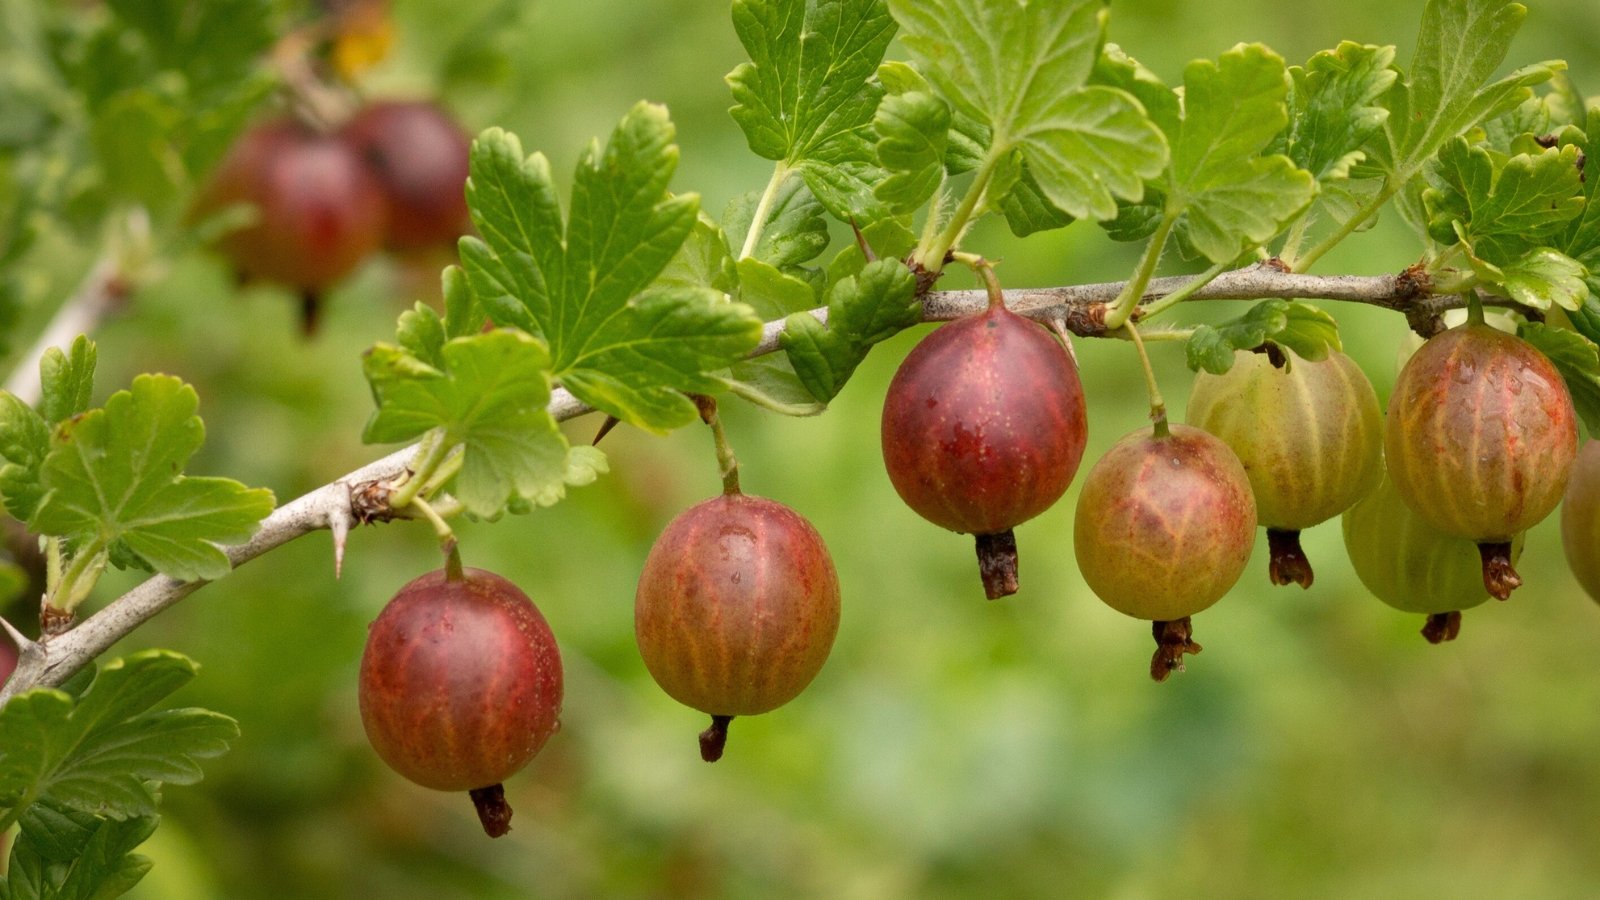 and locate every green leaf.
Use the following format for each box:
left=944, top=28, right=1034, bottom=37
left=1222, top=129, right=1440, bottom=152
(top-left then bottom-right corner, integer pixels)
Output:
left=727, top=0, right=896, bottom=165
left=1424, top=138, right=1585, bottom=267
left=1184, top=300, right=1342, bottom=374
left=1165, top=44, right=1317, bottom=263
left=460, top=107, right=763, bottom=433
left=1282, top=42, right=1398, bottom=182
left=724, top=179, right=829, bottom=269
left=1000, top=165, right=1077, bottom=237
left=88, top=90, right=182, bottom=208
left=661, top=214, right=739, bottom=295
left=874, top=91, right=950, bottom=213
left=441, top=266, right=485, bottom=340
left=0, top=651, right=237, bottom=825
left=1560, top=108, right=1600, bottom=267
left=1498, top=248, right=1590, bottom=311
left=727, top=0, right=897, bottom=223
left=1369, top=0, right=1558, bottom=184
left=29, top=375, right=275, bottom=581
left=362, top=316, right=589, bottom=517
left=1519, top=322, right=1600, bottom=433
left=3, top=806, right=156, bottom=900
left=781, top=259, right=918, bottom=402
left=888, top=0, right=1167, bottom=221
left=0, top=393, right=49, bottom=521
left=38, top=338, right=97, bottom=428
left=104, top=0, right=274, bottom=92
